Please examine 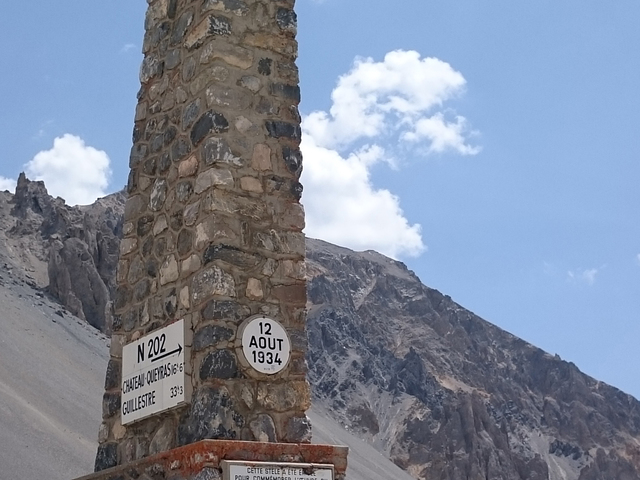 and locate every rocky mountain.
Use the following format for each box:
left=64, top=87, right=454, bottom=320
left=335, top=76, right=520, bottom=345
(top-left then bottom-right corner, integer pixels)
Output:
left=305, top=239, right=640, bottom=480
left=1, top=175, right=640, bottom=480
left=0, top=174, right=124, bottom=332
